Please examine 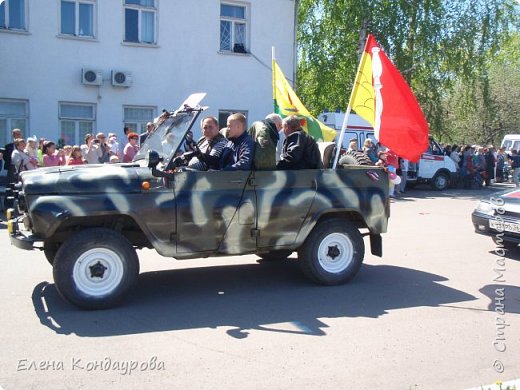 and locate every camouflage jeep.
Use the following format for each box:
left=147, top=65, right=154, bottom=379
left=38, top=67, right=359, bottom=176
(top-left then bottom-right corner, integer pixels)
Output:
left=7, top=94, right=390, bottom=310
